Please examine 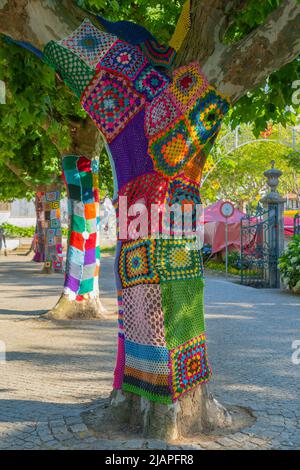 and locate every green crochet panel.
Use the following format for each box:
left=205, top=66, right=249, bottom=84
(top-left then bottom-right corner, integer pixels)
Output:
left=122, top=383, right=173, bottom=405
left=43, top=41, right=94, bottom=98
left=162, top=277, right=205, bottom=349
left=155, top=237, right=203, bottom=282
